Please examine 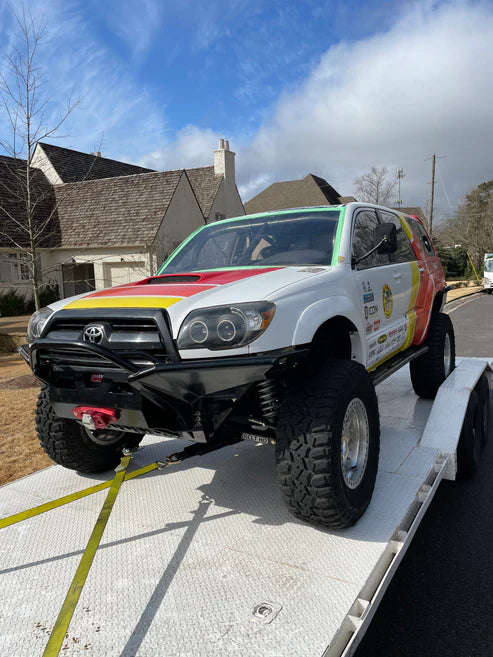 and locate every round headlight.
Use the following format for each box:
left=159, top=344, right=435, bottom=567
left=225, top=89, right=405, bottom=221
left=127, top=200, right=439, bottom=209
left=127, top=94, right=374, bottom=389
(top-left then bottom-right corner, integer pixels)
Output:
left=189, top=319, right=208, bottom=344
left=217, top=318, right=237, bottom=342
